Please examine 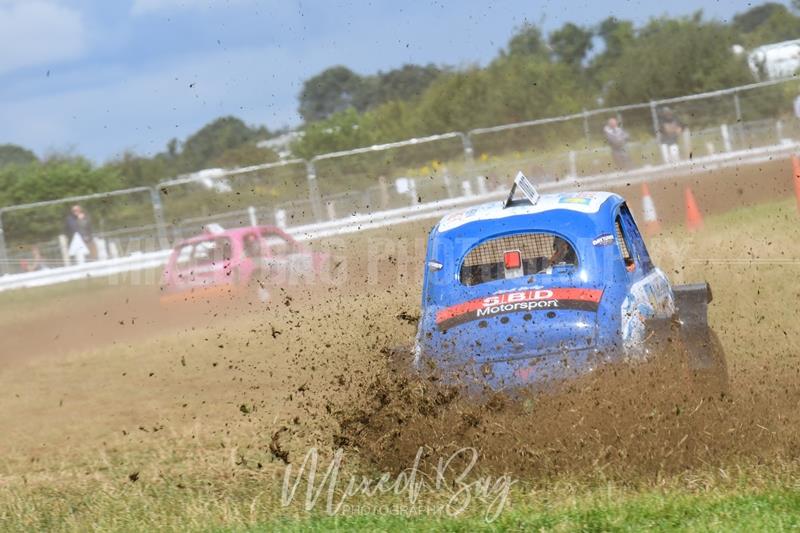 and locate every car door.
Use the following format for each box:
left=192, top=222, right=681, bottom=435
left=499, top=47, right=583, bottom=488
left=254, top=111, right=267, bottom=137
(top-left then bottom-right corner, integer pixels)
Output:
left=615, top=204, right=674, bottom=352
